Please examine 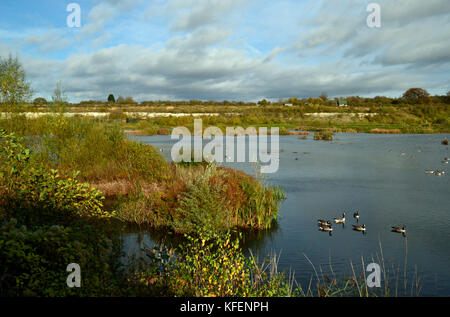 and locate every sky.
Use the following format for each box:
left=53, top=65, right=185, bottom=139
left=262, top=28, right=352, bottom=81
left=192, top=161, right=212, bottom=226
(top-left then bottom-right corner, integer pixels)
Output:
left=0, top=0, right=449, bottom=102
